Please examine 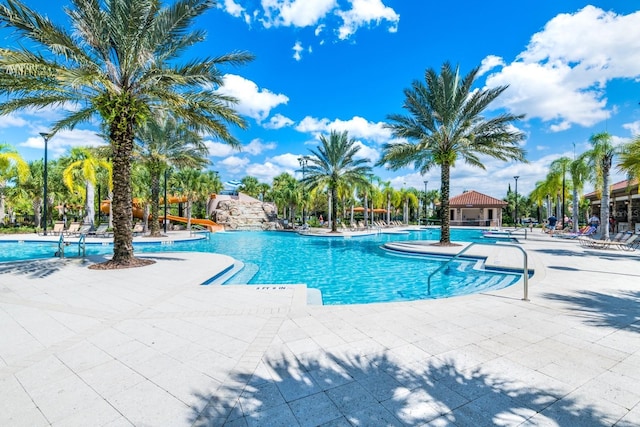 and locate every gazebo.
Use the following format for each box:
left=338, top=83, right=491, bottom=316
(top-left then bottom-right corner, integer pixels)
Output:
left=448, top=190, right=507, bottom=227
